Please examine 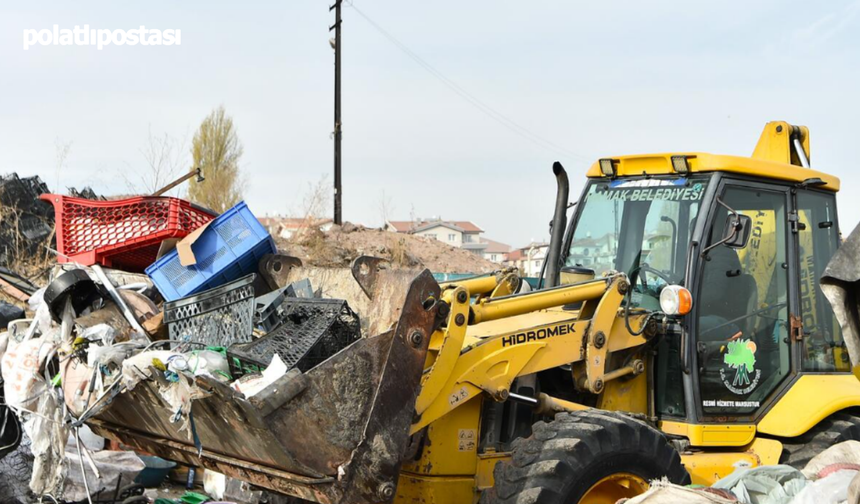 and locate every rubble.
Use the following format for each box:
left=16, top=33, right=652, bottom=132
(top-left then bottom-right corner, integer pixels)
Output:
left=275, top=224, right=498, bottom=273
left=0, top=194, right=390, bottom=502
